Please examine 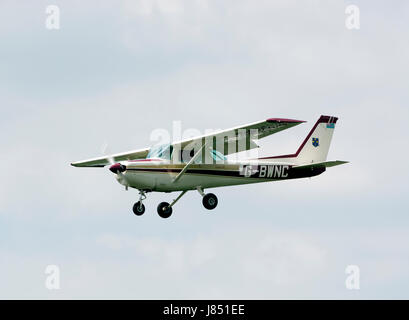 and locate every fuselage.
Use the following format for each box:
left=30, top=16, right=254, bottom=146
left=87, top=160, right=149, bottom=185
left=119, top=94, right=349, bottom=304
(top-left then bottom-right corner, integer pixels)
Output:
left=71, top=115, right=345, bottom=219
left=116, top=159, right=325, bottom=192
